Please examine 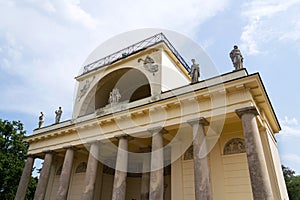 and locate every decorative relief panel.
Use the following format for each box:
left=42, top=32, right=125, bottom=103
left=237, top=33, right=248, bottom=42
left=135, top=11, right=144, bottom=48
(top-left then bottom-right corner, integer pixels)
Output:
left=138, top=56, right=159, bottom=75
left=183, top=145, right=193, bottom=160
left=223, top=138, right=246, bottom=155
left=77, top=76, right=95, bottom=102
left=75, top=162, right=87, bottom=173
